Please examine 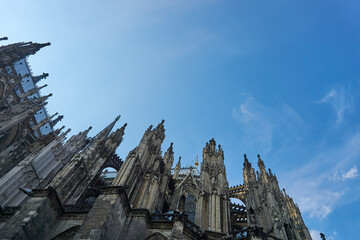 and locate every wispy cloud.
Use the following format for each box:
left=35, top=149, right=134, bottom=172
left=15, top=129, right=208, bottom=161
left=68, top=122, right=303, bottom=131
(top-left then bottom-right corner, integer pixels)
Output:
left=292, top=175, right=344, bottom=219
left=330, top=165, right=358, bottom=181
left=341, top=165, right=358, bottom=180
left=232, top=93, right=303, bottom=155
left=232, top=94, right=273, bottom=154
left=285, top=130, right=360, bottom=219
left=318, top=87, right=351, bottom=125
